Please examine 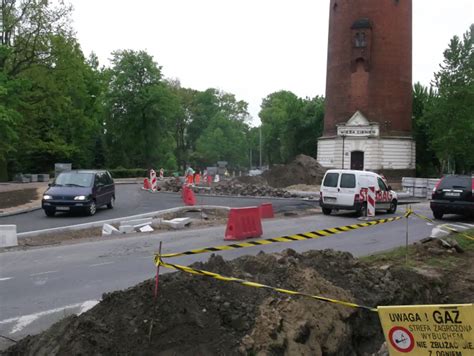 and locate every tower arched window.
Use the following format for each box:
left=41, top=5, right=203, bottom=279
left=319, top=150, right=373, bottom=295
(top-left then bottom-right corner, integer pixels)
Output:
left=355, top=32, right=366, bottom=48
